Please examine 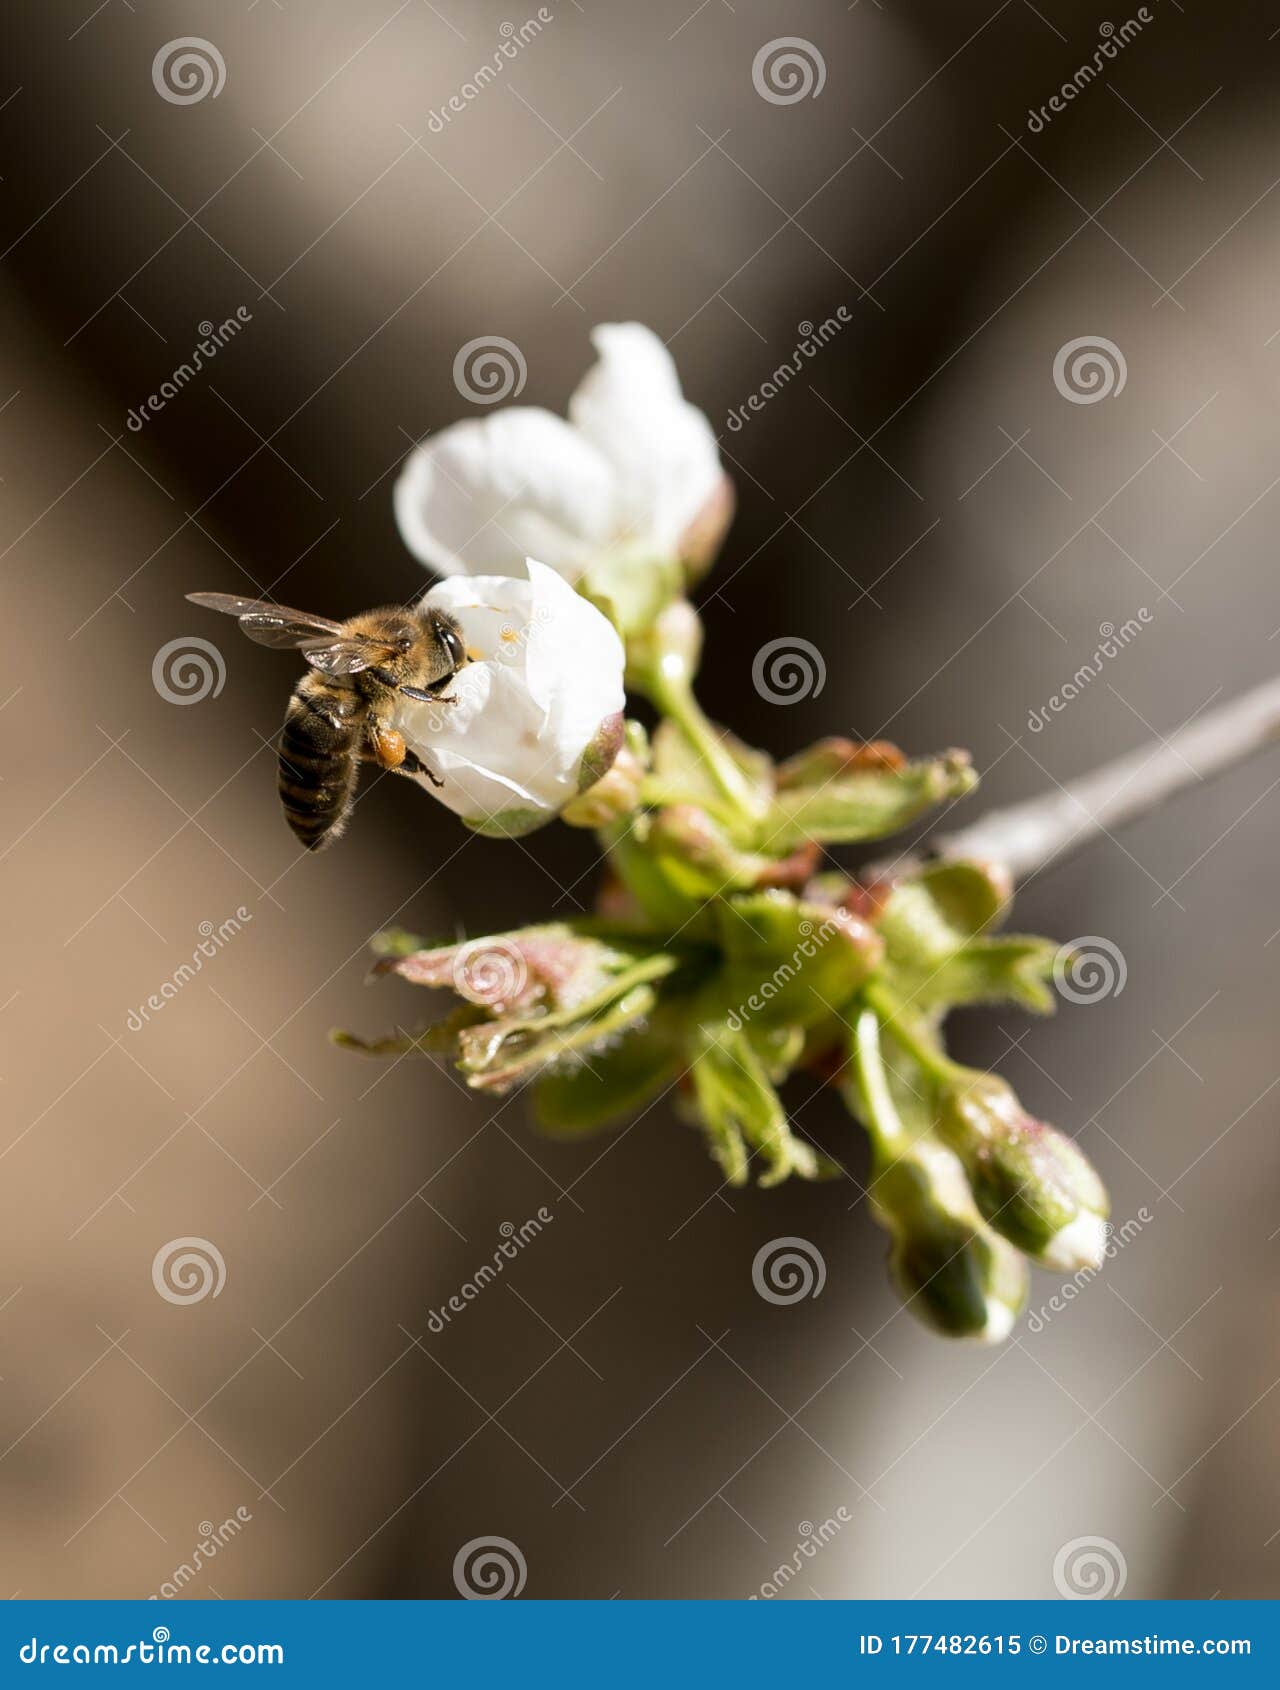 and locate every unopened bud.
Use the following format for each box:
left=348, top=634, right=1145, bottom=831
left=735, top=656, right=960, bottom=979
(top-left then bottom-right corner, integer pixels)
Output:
left=873, top=1141, right=1028, bottom=1342
left=626, top=598, right=704, bottom=693
left=562, top=743, right=645, bottom=829
left=937, top=1074, right=1108, bottom=1271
